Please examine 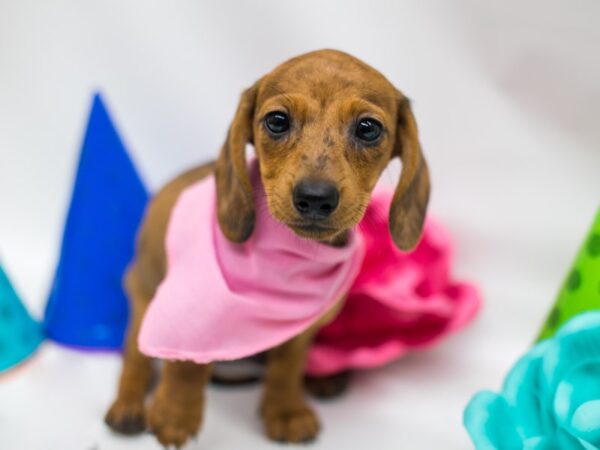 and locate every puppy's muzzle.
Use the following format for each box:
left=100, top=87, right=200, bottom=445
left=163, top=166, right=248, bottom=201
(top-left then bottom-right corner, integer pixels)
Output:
left=292, top=179, right=339, bottom=221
